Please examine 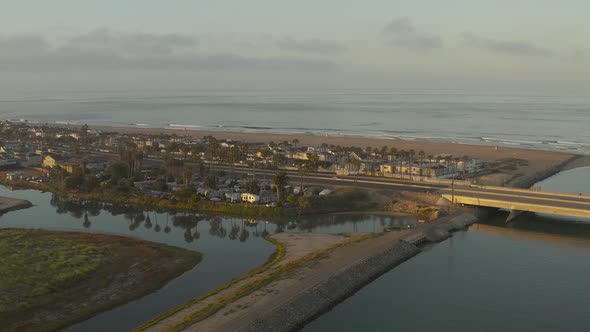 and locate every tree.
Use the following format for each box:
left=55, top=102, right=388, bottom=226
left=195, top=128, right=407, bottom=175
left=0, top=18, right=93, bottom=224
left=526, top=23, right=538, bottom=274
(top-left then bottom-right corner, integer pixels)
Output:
left=118, top=142, right=143, bottom=179
left=48, top=165, right=68, bottom=185
left=389, top=147, right=398, bottom=161
left=244, top=180, right=261, bottom=195
left=273, top=171, right=289, bottom=202
left=418, top=150, right=426, bottom=176
left=462, top=155, right=470, bottom=175
left=108, top=162, right=128, bottom=183
left=65, top=168, right=85, bottom=190
left=306, top=153, right=320, bottom=170
left=178, top=185, right=195, bottom=199
left=182, top=165, right=194, bottom=186
left=203, top=175, right=218, bottom=189
left=180, top=143, right=191, bottom=157
left=80, top=124, right=90, bottom=145
left=82, top=174, right=100, bottom=192
left=380, top=146, right=388, bottom=158
left=365, top=146, right=372, bottom=158
left=272, top=153, right=286, bottom=167
left=154, top=178, right=168, bottom=192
